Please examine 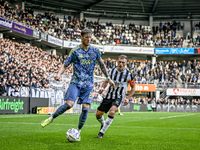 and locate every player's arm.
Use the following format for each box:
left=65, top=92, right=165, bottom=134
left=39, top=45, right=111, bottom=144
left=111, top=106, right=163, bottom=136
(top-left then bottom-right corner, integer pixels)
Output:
left=54, top=64, right=67, bottom=81
left=98, top=80, right=108, bottom=94
left=97, top=58, right=109, bottom=78
left=97, top=58, right=115, bottom=89
left=123, top=79, right=135, bottom=106
left=55, top=49, right=74, bottom=81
